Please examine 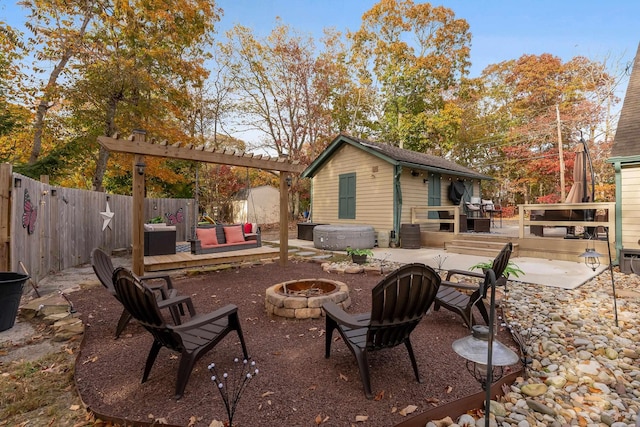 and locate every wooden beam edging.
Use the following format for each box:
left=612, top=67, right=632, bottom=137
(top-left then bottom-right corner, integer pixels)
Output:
left=73, top=322, right=521, bottom=427
left=394, top=370, right=523, bottom=427
left=97, top=136, right=305, bottom=173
